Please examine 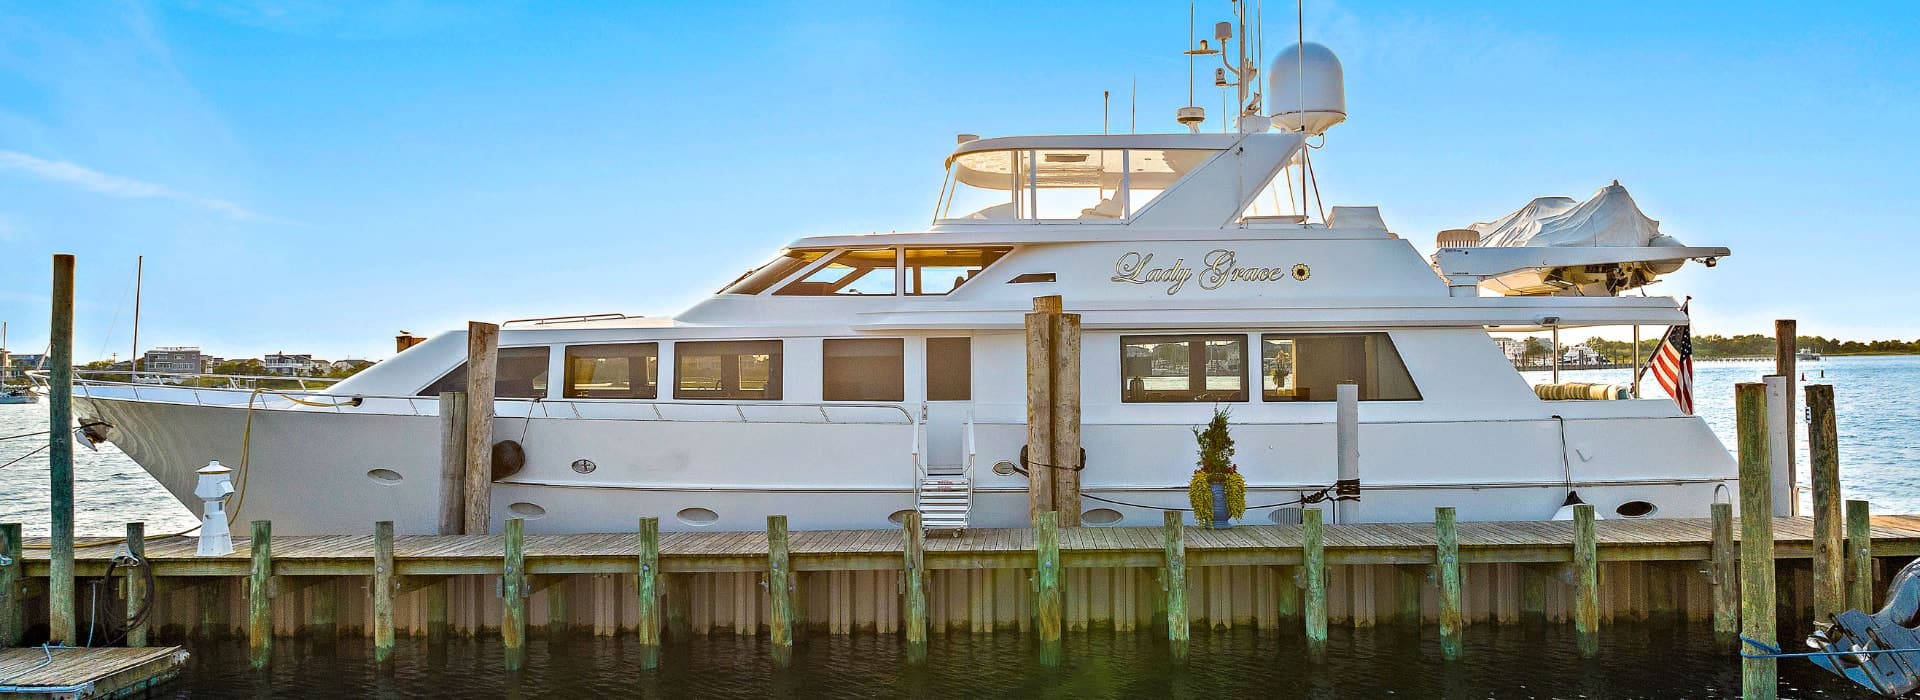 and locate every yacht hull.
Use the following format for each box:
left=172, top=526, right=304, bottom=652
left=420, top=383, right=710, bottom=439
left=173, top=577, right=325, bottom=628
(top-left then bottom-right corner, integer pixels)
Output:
left=76, top=391, right=1738, bottom=535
